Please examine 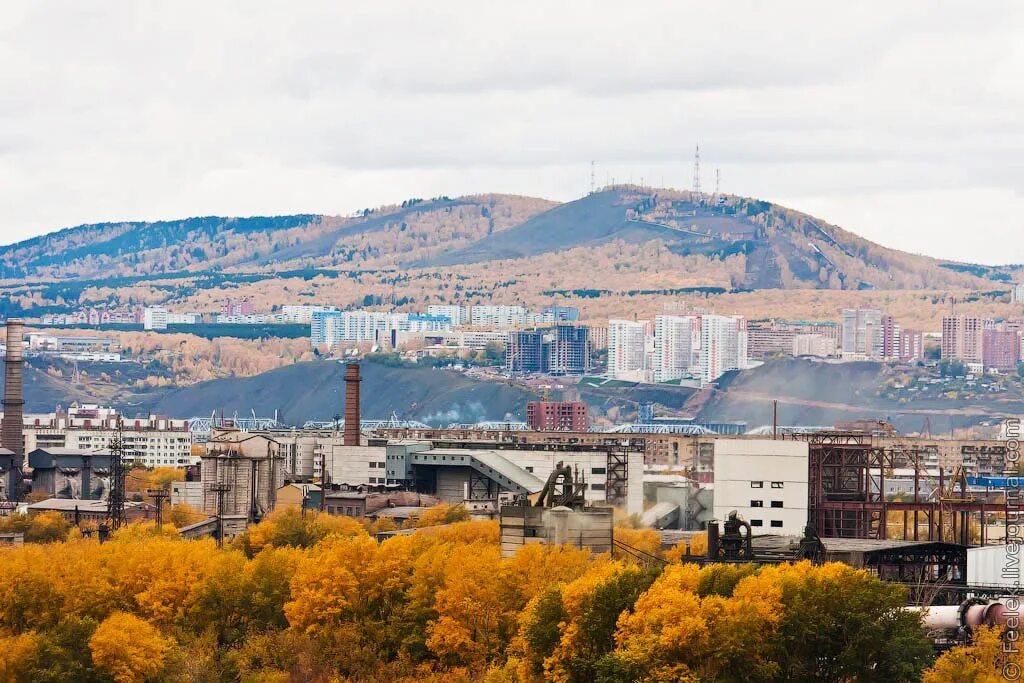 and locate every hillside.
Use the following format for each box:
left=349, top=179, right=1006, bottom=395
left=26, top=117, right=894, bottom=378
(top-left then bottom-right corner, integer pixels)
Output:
left=422, top=188, right=1002, bottom=290
left=143, top=360, right=537, bottom=424
left=0, top=194, right=555, bottom=279
left=2, top=187, right=1008, bottom=291
left=697, top=357, right=1024, bottom=435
